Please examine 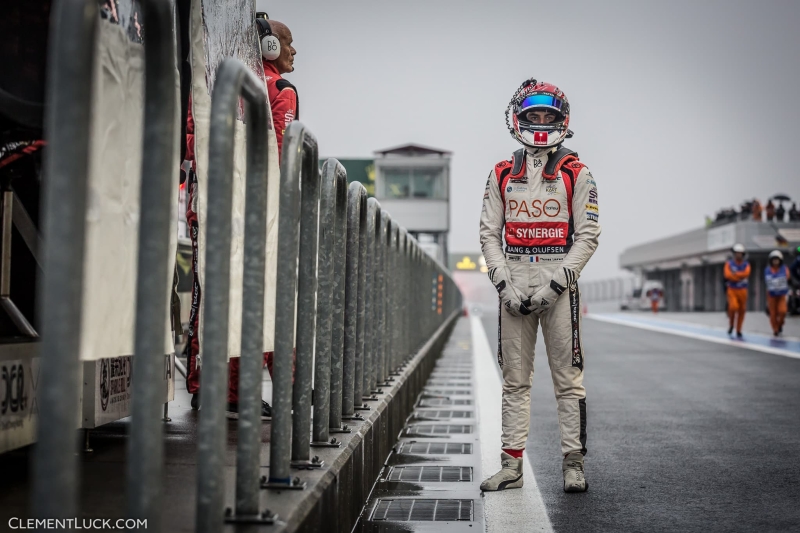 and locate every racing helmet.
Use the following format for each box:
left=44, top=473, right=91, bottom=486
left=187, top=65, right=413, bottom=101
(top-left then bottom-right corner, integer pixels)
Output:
left=769, top=250, right=784, bottom=262
left=506, top=78, right=571, bottom=149
left=731, top=243, right=746, bottom=254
